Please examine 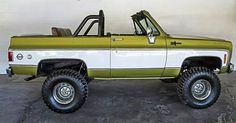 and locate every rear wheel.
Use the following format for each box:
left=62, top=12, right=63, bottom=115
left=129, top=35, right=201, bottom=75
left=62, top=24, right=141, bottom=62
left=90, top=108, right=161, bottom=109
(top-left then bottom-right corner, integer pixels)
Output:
left=177, top=67, right=221, bottom=108
left=42, top=69, right=88, bottom=113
